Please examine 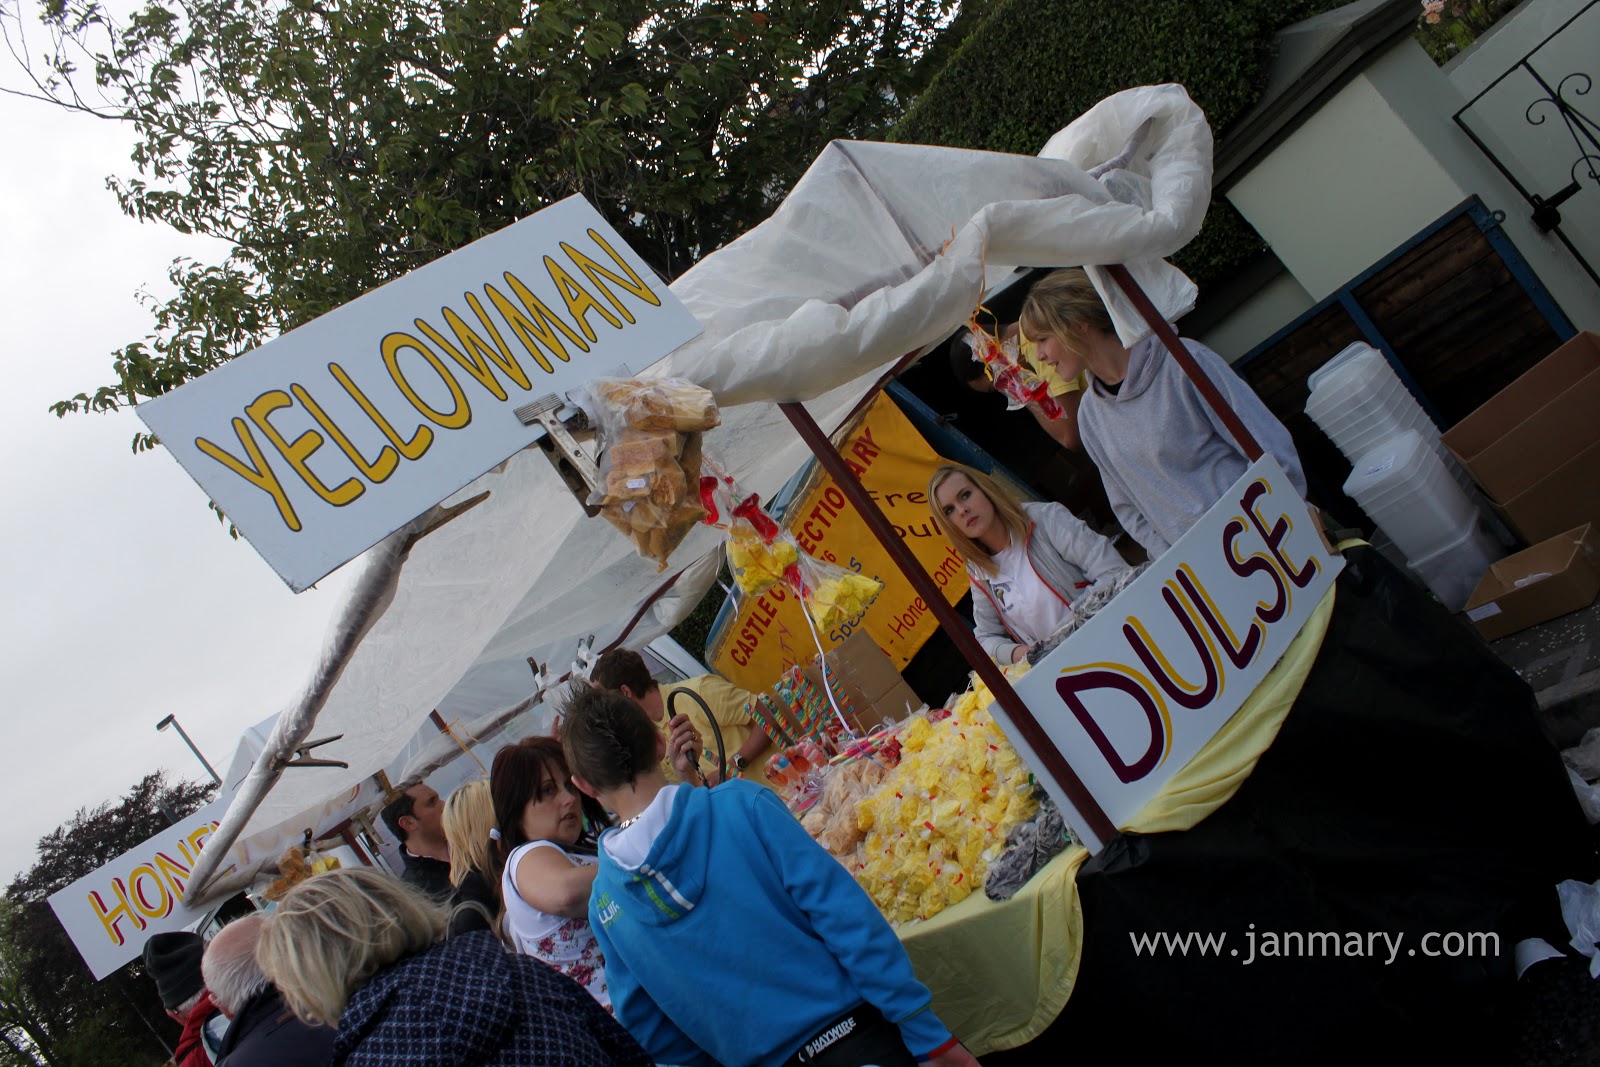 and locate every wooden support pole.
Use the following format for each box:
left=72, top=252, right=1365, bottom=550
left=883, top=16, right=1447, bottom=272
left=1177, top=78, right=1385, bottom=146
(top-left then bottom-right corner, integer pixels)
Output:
left=341, top=825, right=375, bottom=866
left=1105, top=264, right=1263, bottom=461
left=778, top=401, right=1118, bottom=846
